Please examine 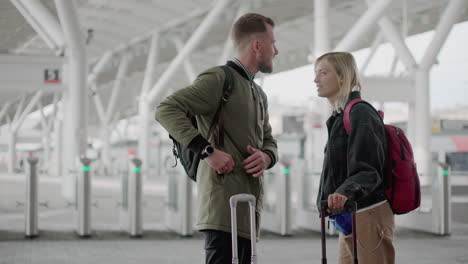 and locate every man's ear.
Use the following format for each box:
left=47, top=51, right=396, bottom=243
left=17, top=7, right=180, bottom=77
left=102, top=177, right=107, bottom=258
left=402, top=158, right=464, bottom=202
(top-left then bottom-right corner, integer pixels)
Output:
left=251, top=39, right=261, bottom=53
